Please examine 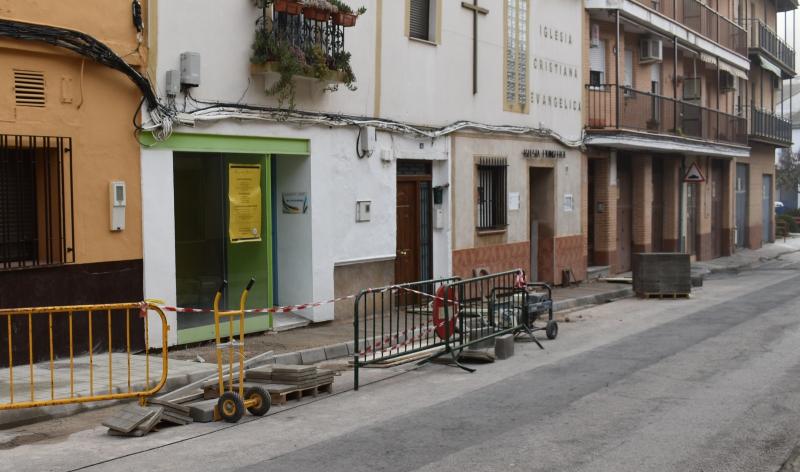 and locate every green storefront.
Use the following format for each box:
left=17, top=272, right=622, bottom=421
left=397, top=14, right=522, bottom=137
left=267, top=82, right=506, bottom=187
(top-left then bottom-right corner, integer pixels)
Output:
left=142, top=133, right=309, bottom=344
